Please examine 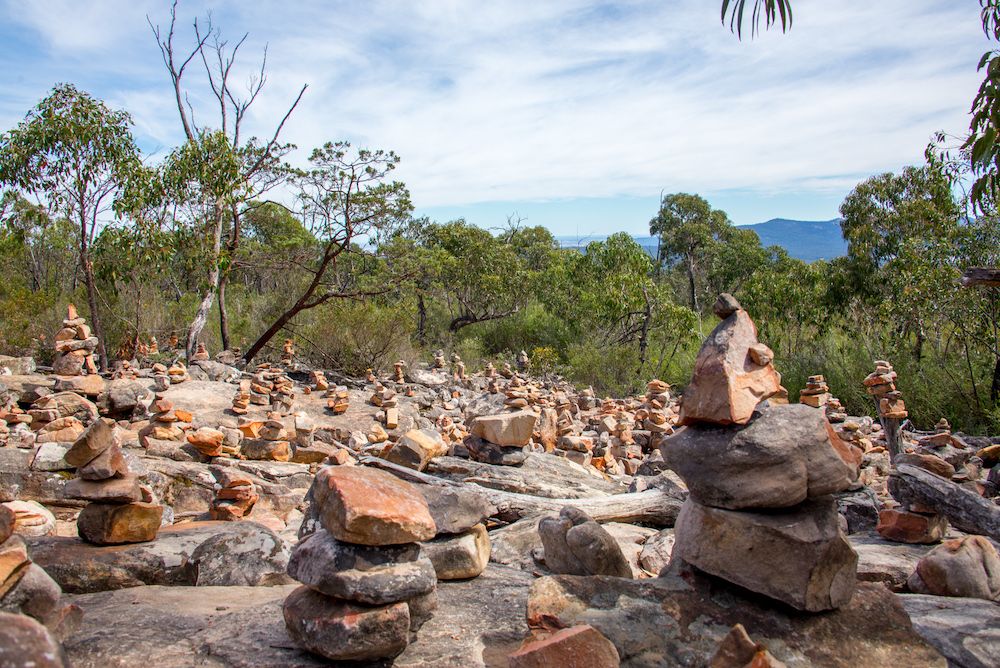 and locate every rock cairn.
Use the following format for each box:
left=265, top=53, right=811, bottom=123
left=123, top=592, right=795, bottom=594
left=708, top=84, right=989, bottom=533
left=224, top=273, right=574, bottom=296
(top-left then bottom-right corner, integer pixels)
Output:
left=667, top=294, right=860, bottom=612
left=241, top=417, right=292, bottom=462
left=167, top=332, right=179, bottom=350
left=1, top=504, right=80, bottom=663
left=864, top=360, right=906, bottom=457
left=311, top=370, right=329, bottom=392
left=799, top=374, right=830, bottom=408
left=283, top=466, right=438, bottom=662
left=167, top=360, right=189, bottom=384
left=465, top=411, right=536, bottom=466
left=231, top=379, right=251, bottom=415
left=249, top=364, right=294, bottom=415
left=52, top=304, right=99, bottom=377
left=64, top=420, right=162, bottom=544
left=370, top=384, right=399, bottom=430
left=281, top=339, right=295, bottom=366
left=148, top=336, right=159, bottom=355
left=432, top=350, right=446, bottom=369
left=140, top=397, right=191, bottom=444
left=209, top=467, right=259, bottom=521
left=151, top=363, right=170, bottom=391
left=191, top=342, right=210, bottom=362
left=326, top=385, right=350, bottom=415
left=393, top=360, right=406, bottom=383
